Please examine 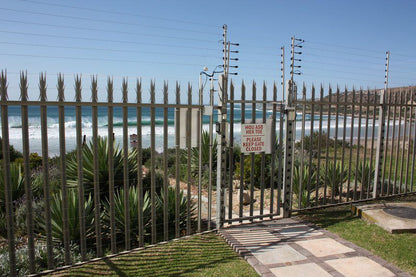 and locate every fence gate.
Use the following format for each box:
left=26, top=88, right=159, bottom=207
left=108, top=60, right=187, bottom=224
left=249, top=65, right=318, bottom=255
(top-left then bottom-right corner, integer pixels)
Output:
left=215, top=76, right=288, bottom=226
